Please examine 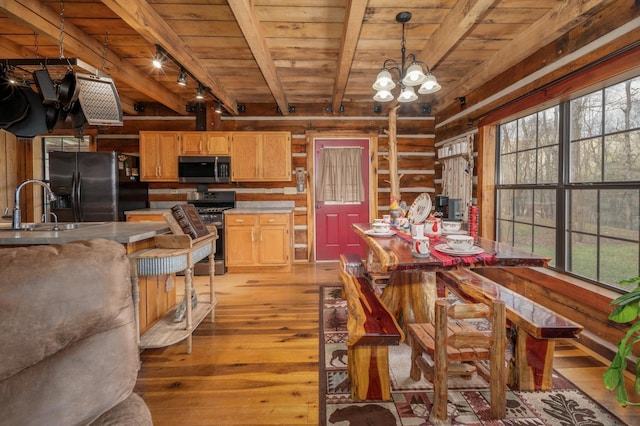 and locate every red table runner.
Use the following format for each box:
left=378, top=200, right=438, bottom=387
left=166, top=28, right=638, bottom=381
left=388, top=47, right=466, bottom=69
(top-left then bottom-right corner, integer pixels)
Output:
left=393, top=230, right=498, bottom=267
